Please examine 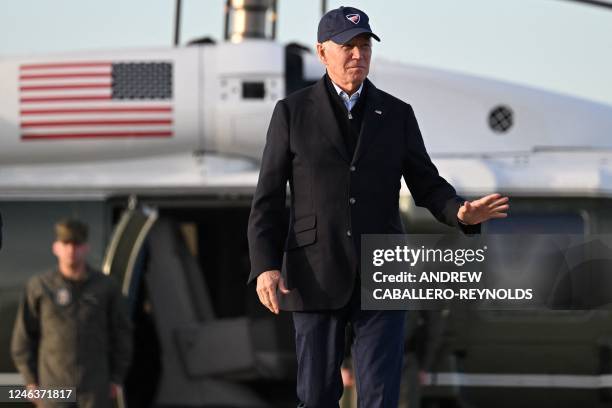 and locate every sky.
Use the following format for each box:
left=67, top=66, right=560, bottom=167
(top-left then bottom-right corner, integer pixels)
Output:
left=1, top=0, right=611, bottom=106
